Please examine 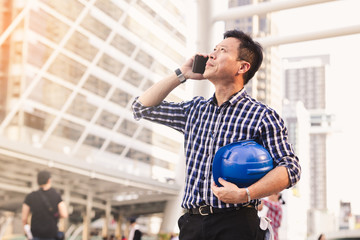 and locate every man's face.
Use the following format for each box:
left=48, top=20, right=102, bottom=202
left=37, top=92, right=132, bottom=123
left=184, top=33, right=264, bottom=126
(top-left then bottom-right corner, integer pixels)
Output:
left=203, top=37, right=242, bottom=81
